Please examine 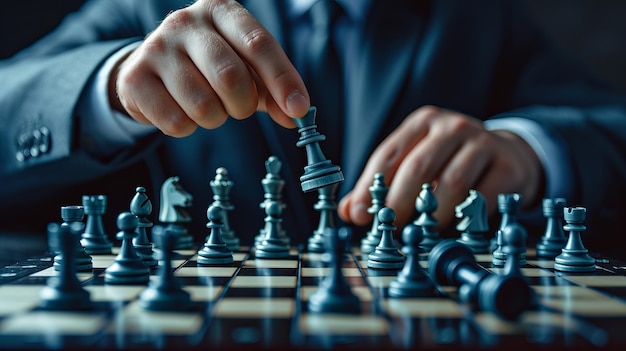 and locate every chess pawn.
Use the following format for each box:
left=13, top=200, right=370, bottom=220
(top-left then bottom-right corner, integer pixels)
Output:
left=40, top=222, right=92, bottom=310
left=554, top=207, right=596, bottom=272
left=54, top=206, right=93, bottom=272
left=414, top=183, right=441, bottom=252
left=308, top=183, right=338, bottom=253
left=255, top=201, right=290, bottom=259
left=197, top=205, right=234, bottom=265
left=130, top=187, right=158, bottom=268
left=360, top=173, right=388, bottom=255
left=388, top=223, right=435, bottom=297
left=367, top=207, right=405, bottom=270
left=210, top=167, right=240, bottom=251
left=501, top=223, right=527, bottom=278
left=80, top=195, right=113, bottom=255
left=104, top=212, right=150, bottom=284
left=139, top=226, right=192, bottom=311
left=536, top=198, right=567, bottom=258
